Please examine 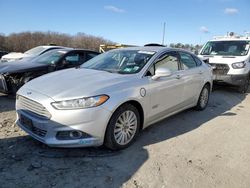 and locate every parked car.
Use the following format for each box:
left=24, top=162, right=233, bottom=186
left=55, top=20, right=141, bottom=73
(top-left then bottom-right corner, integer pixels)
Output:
left=1, top=45, right=66, bottom=62
left=0, top=48, right=100, bottom=94
left=199, top=32, right=250, bottom=93
left=16, top=47, right=213, bottom=150
left=0, top=51, right=8, bottom=59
